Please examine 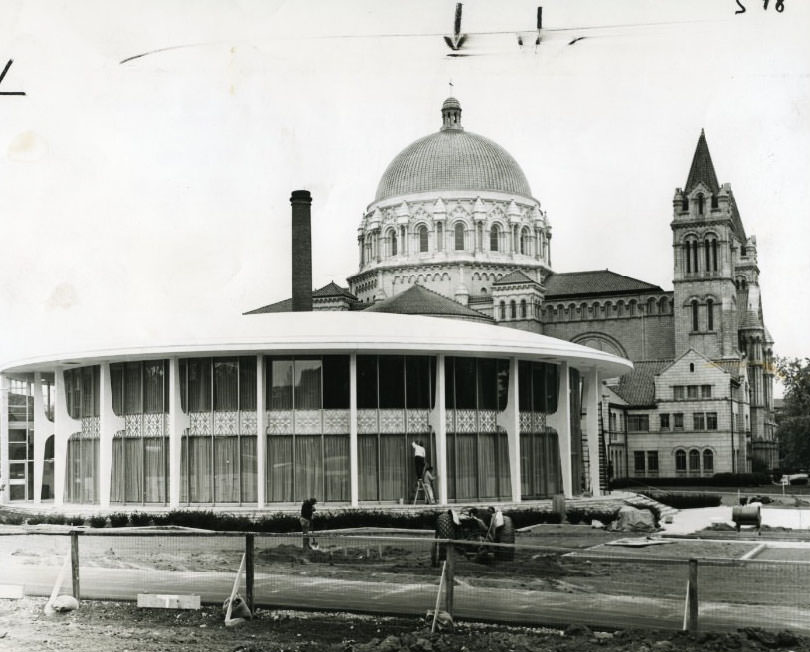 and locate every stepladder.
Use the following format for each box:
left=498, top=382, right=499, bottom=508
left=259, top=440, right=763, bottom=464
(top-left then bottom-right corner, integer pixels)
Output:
left=413, top=479, right=434, bottom=504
